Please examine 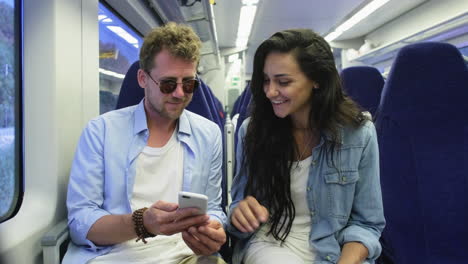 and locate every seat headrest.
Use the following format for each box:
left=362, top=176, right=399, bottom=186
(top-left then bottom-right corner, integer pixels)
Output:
left=340, top=66, right=384, bottom=115
left=379, top=42, right=468, bottom=120
left=115, top=61, right=145, bottom=110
